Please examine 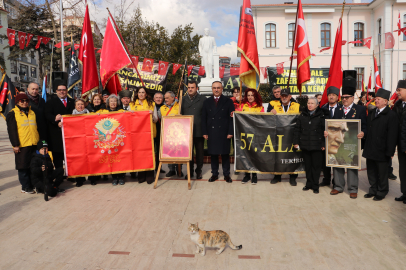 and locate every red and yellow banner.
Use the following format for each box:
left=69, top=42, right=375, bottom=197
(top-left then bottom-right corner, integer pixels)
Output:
left=62, top=111, right=154, bottom=177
